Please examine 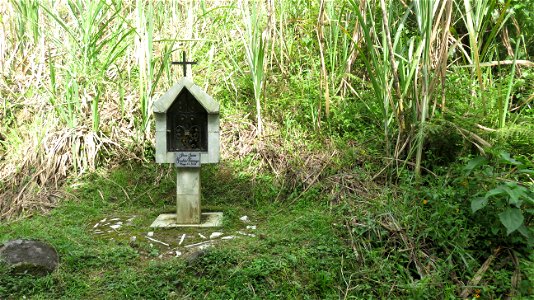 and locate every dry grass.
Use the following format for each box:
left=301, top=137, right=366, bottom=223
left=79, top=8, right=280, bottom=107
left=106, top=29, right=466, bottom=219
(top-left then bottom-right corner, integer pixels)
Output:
left=0, top=0, right=286, bottom=220
left=221, top=112, right=376, bottom=204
